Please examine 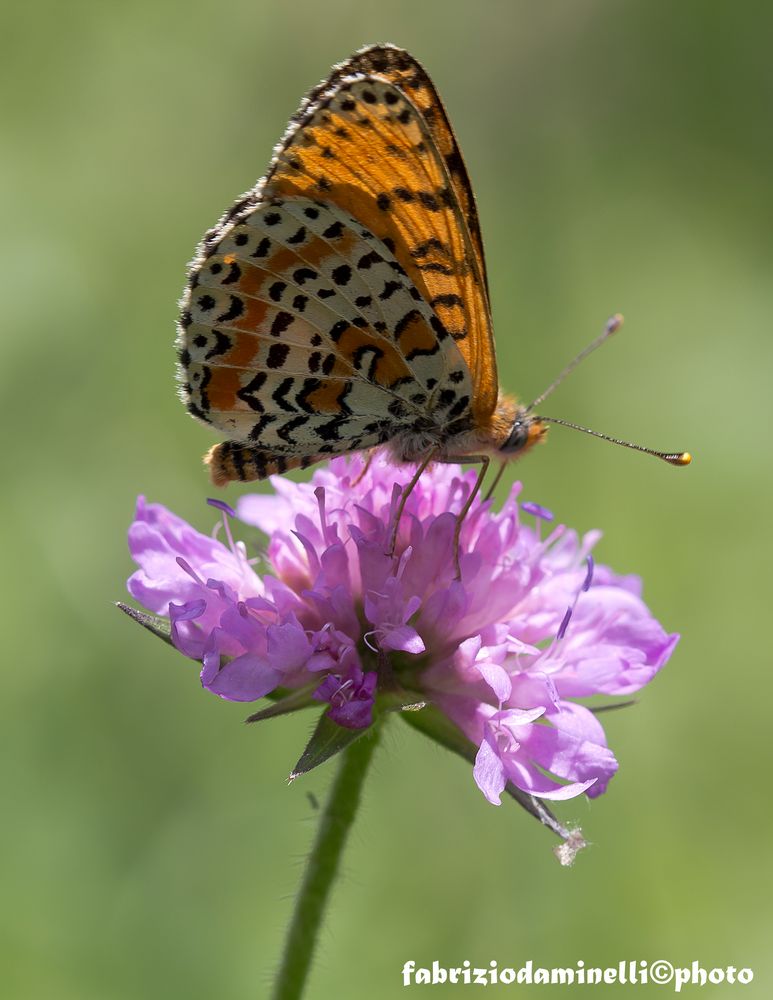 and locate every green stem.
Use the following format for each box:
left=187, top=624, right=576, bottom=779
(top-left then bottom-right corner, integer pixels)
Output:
left=271, top=725, right=381, bottom=1000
